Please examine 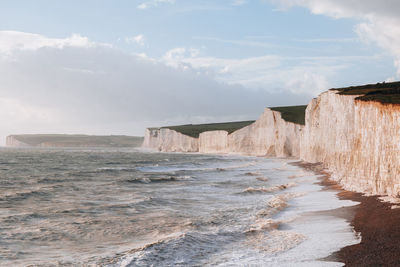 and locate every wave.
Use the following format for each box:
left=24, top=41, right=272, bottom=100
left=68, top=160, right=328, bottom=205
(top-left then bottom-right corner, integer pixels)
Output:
left=244, top=172, right=261, bottom=176
left=2, top=212, right=46, bottom=224
left=0, top=186, right=54, bottom=202
left=256, top=176, right=269, bottom=182
left=241, top=183, right=296, bottom=194
left=109, top=230, right=239, bottom=267
left=247, top=218, right=282, bottom=233
left=97, top=167, right=138, bottom=172
left=137, top=162, right=257, bottom=174
left=124, top=177, right=152, bottom=183
left=252, top=230, right=306, bottom=254
left=257, top=192, right=305, bottom=218
left=124, top=175, right=192, bottom=183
